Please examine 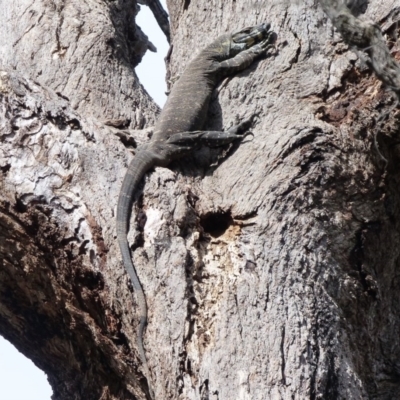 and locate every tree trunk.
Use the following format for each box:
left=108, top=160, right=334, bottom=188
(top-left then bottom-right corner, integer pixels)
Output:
left=1, top=0, right=400, bottom=399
